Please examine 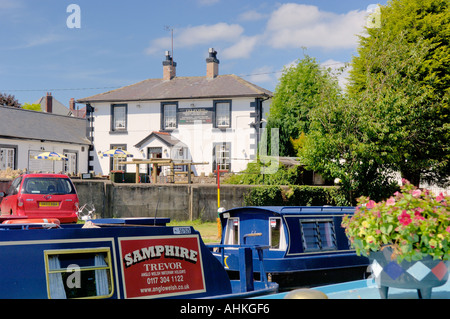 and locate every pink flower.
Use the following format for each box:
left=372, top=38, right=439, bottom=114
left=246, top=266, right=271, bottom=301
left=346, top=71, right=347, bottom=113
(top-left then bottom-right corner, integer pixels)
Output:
left=446, top=226, right=450, bottom=233
left=414, top=210, right=425, bottom=221
left=436, top=193, right=445, bottom=202
left=386, top=197, right=395, bottom=206
left=398, top=210, right=412, bottom=226
left=412, top=189, right=422, bottom=198
left=366, top=200, right=376, bottom=209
